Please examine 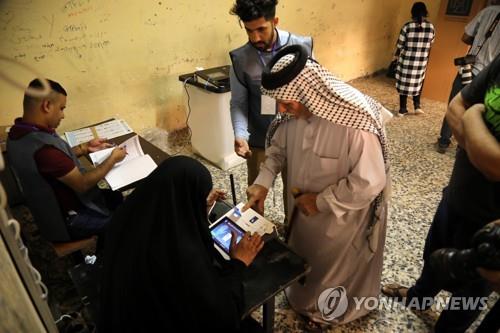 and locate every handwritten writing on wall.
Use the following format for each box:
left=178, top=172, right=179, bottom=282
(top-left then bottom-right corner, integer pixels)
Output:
left=1, top=0, right=111, bottom=64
